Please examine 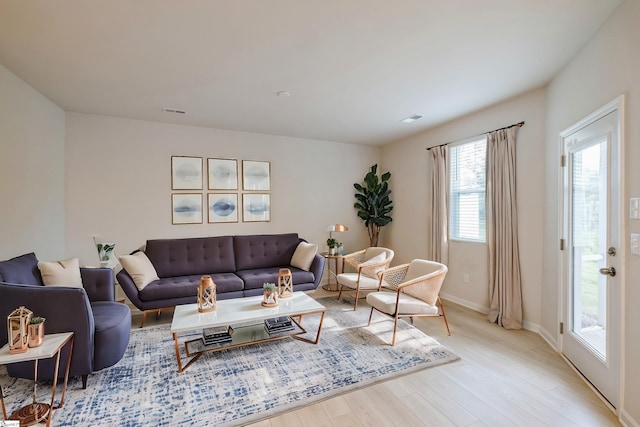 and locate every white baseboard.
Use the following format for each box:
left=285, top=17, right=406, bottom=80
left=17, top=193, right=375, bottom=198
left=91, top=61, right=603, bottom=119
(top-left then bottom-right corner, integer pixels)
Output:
left=440, top=292, right=488, bottom=314
left=538, top=326, right=559, bottom=351
left=440, top=292, right=541, bottom=334
left=621, top=409, right=640, bottom=427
